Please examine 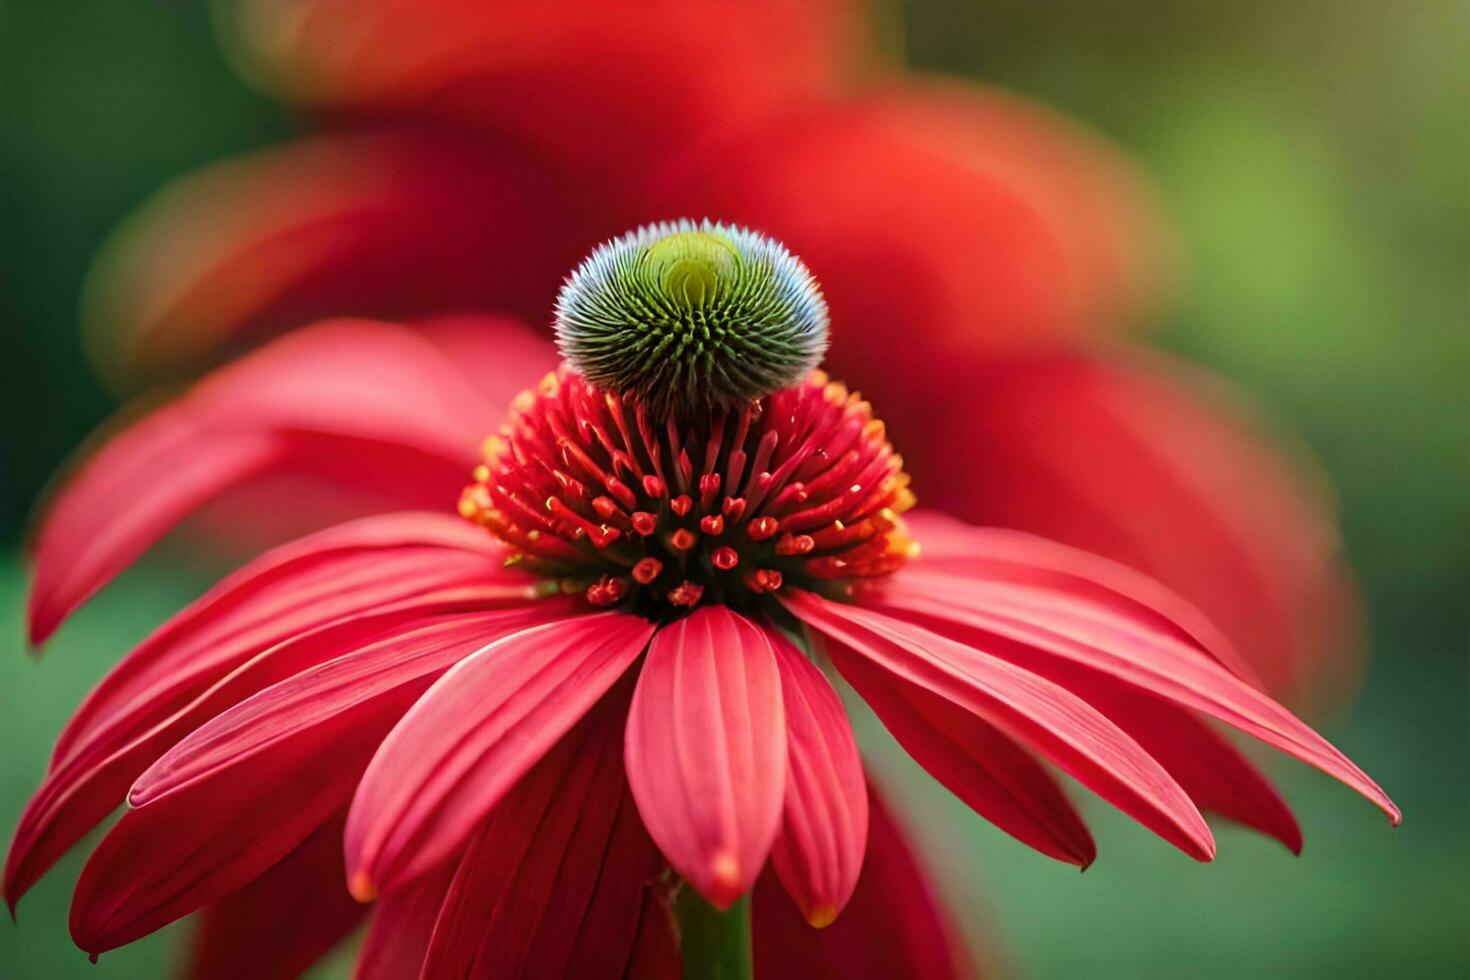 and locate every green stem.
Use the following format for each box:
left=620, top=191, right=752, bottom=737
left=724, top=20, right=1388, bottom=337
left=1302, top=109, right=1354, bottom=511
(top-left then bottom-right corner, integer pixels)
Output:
left=676, top=887, right=753, bottom=980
